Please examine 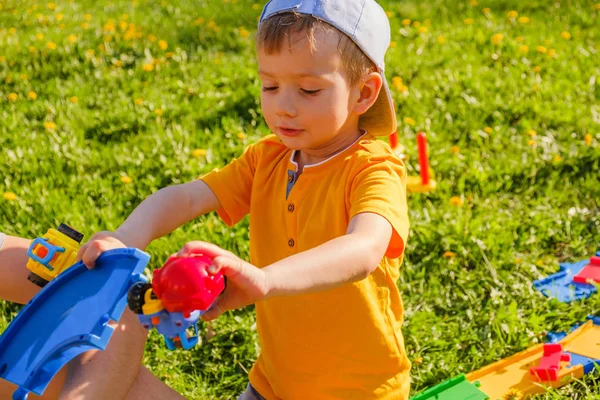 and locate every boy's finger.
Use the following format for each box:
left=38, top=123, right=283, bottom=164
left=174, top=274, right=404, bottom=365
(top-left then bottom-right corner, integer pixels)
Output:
left=76, top=242, right=88, bottom=261
left=201, top=301, right=224, bottom=322
left=81, top=242, right=106, bottom=269
left=210, top=255, right=244, bottom=277
left=177, top=241, right=230, bottom=258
